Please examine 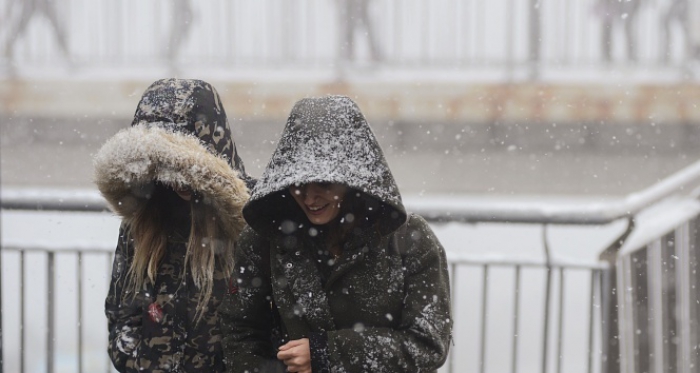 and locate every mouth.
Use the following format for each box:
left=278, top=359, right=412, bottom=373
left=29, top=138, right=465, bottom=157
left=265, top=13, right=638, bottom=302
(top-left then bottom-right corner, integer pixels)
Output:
left=175, top=189, right=192, bottom=201
left=306, top=204, right=329, bottom=215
